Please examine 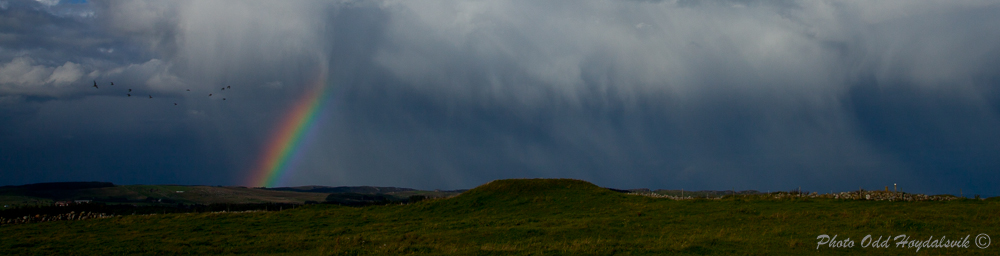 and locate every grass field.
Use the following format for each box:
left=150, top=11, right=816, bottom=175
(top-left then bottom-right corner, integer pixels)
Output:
left=1, top=179, right=997, bottom=255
